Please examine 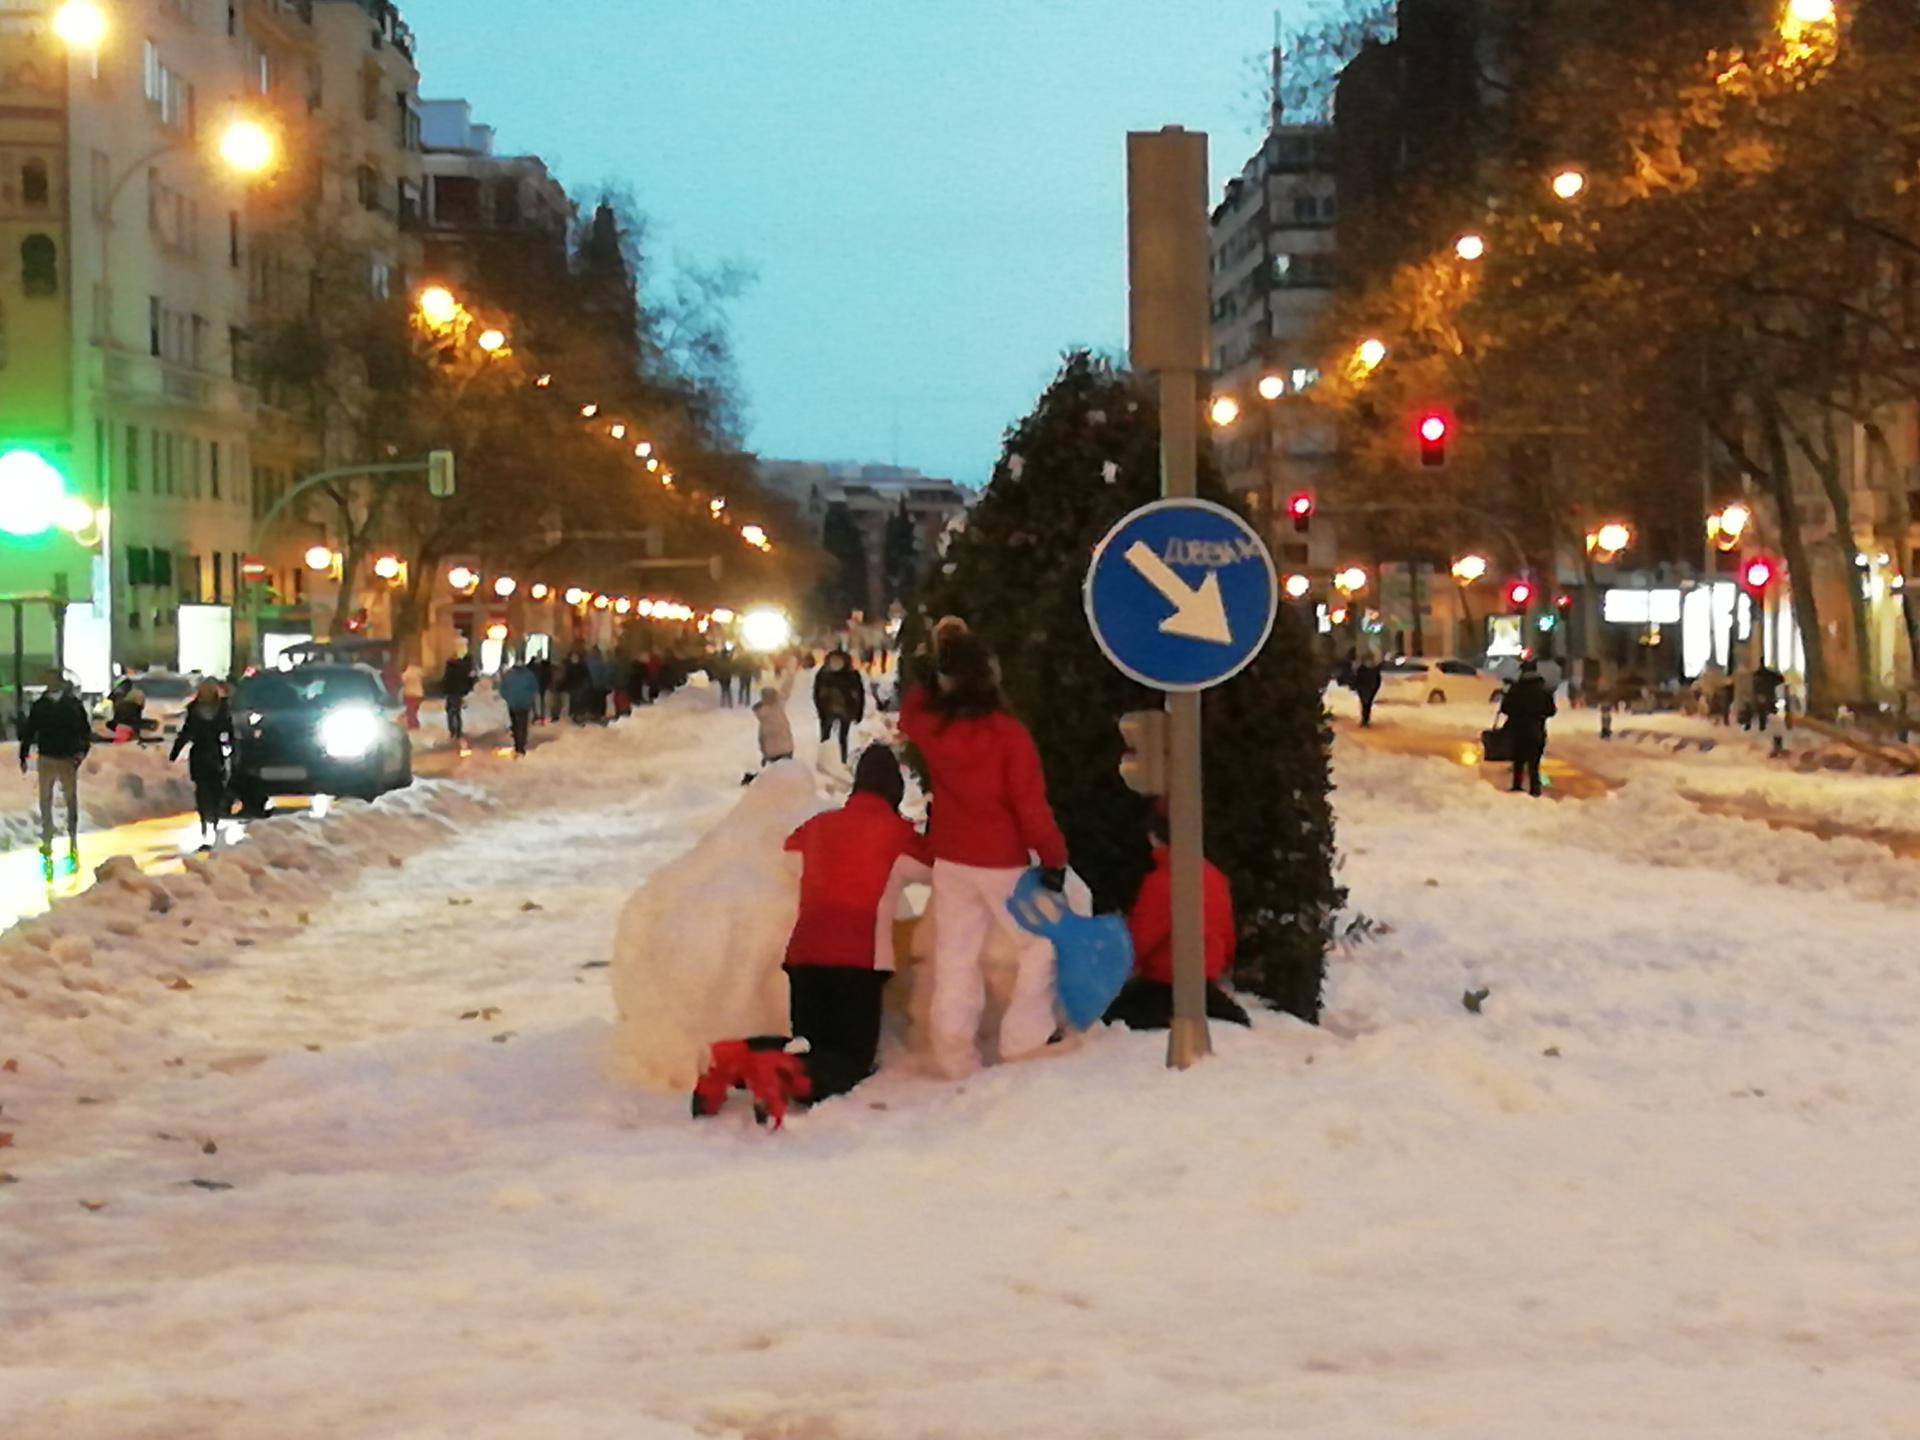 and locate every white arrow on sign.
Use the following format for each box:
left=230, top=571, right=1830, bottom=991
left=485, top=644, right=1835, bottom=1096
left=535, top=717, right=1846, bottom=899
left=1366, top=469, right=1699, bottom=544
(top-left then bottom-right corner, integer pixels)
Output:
left=1124, top=541, right=1233, bottom=645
